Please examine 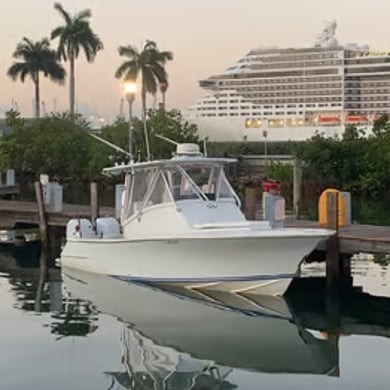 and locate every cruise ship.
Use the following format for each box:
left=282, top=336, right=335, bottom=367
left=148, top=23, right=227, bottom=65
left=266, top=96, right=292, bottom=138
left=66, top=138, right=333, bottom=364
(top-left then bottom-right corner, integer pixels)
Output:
left=185, top=21, right=390, bottom=142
